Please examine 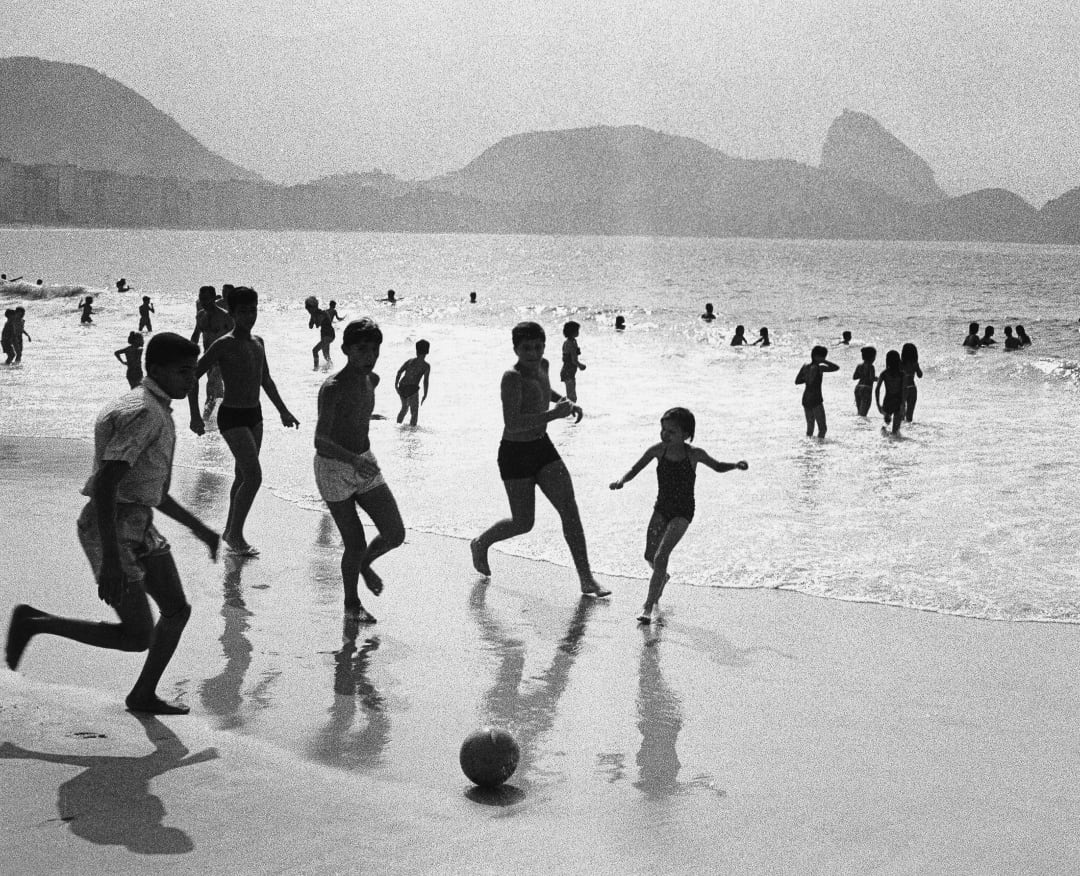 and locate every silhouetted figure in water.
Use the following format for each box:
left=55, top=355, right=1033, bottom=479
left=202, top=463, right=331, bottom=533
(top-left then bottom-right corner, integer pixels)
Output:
left=962, top=322, right=980, bottom=349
